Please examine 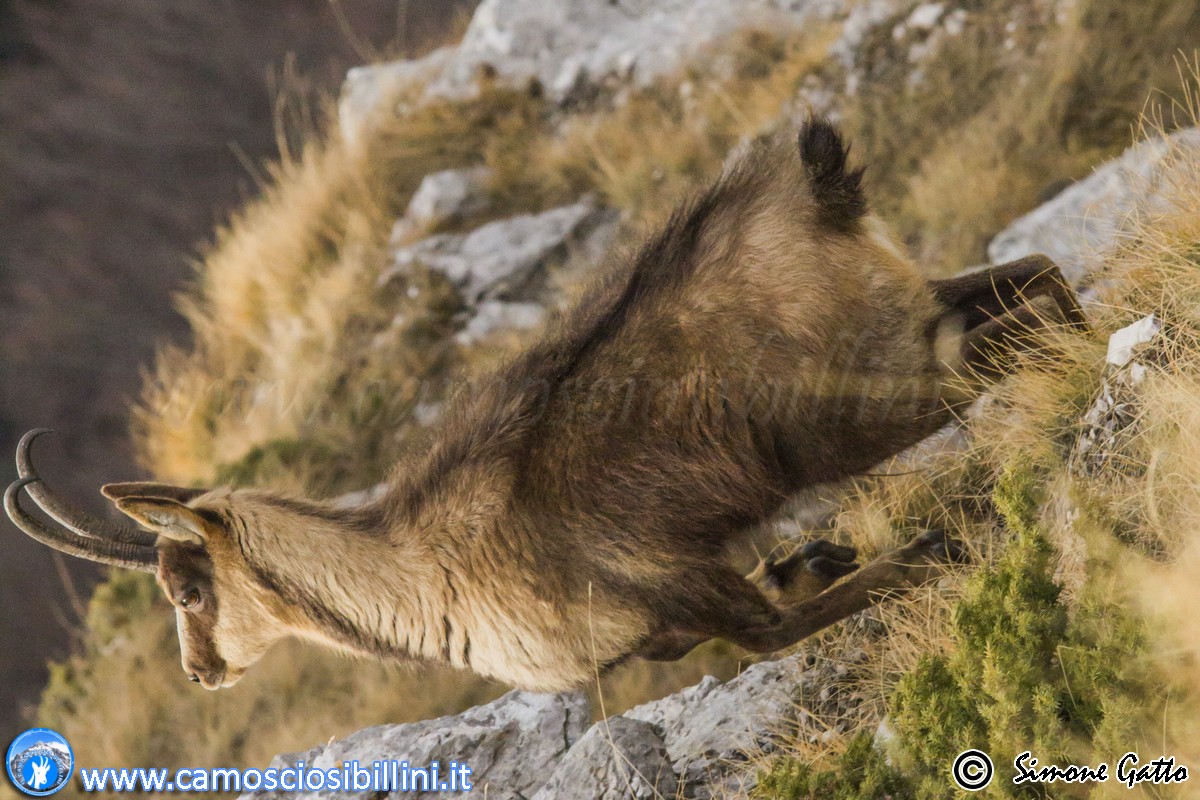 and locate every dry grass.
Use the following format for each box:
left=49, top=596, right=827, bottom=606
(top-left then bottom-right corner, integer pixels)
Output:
left=851, top=0, right=1200, bottom=273
left=517, top=26, right=840, bottom=229
left=135, top=84, right=547, bottom=495
left=1084, top=116, right=1200, bottom=768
